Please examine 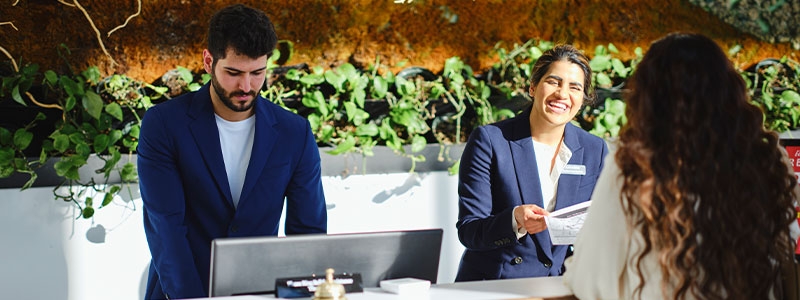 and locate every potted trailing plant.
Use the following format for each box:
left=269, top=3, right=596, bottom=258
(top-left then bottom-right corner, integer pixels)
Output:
left=742, top=57, right=800, bottom=133
left=0, top=51, right=167, bottom=218
left=2, top=38, right=797, bottom=219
